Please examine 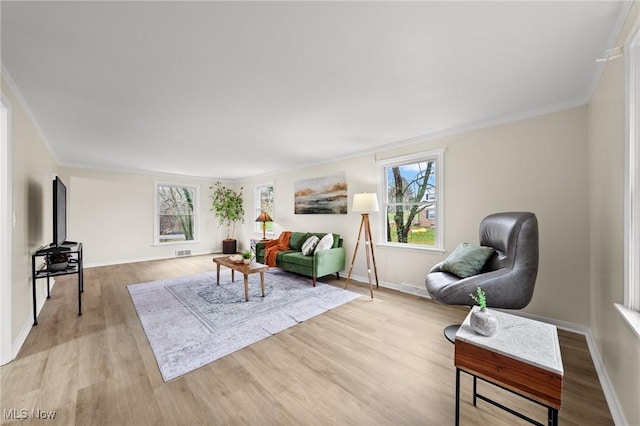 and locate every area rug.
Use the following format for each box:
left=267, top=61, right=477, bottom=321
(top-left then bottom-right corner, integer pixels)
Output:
left=127, top=269, right=361, bottom=381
